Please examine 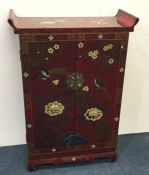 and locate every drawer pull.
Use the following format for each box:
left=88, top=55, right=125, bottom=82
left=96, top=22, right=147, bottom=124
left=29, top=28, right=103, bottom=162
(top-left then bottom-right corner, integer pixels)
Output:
left=48, top=35, right=54, bottom=41
left=91, top=144, right=96, bottom=148
left=98, top=34, right=103, bottom=39
left=51, top=148, right=56, bottom=152
left=36, top=50, right=40, bottom=54
left=72, top=157, right=76, bottom=162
